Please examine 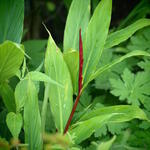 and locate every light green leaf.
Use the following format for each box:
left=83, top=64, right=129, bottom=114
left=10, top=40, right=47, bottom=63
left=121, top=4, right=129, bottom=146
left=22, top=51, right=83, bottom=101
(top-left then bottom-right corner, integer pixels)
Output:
left=25, top=71, right=63, bottom=87
left=105, top=19, right=150, bottom=49
left=0, top=0, right=24, bottom=43
left=63, top=0, right=90, bottom=52
left=70, top=105, right=148, bottom=144
left=63, top=50, right=79, bottom=95
left=24, top=79, right=42, bottom=150
left=6, top=112, right=22, bottom=138
left=0, top=41, right=24, bottom=82
left=0, top=83, right=16, bottom=112
left=45, top=34, right=73, bottom=133
left=83, top=0, right=112, bottom=84
left=84, top=50, right=150, bottom=89
left=15, top=80, right=27, bottom=112
left=97, top=136, right=116, bottom=150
